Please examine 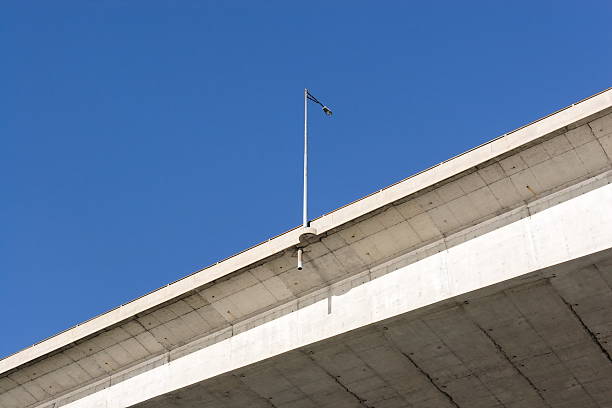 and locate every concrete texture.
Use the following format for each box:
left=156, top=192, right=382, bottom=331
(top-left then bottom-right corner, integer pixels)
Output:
left=134, top=254, right=612, bottom=408
left=2, top=88, right=612, bottom=408
left=27, top=176, right=612, bottom=408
